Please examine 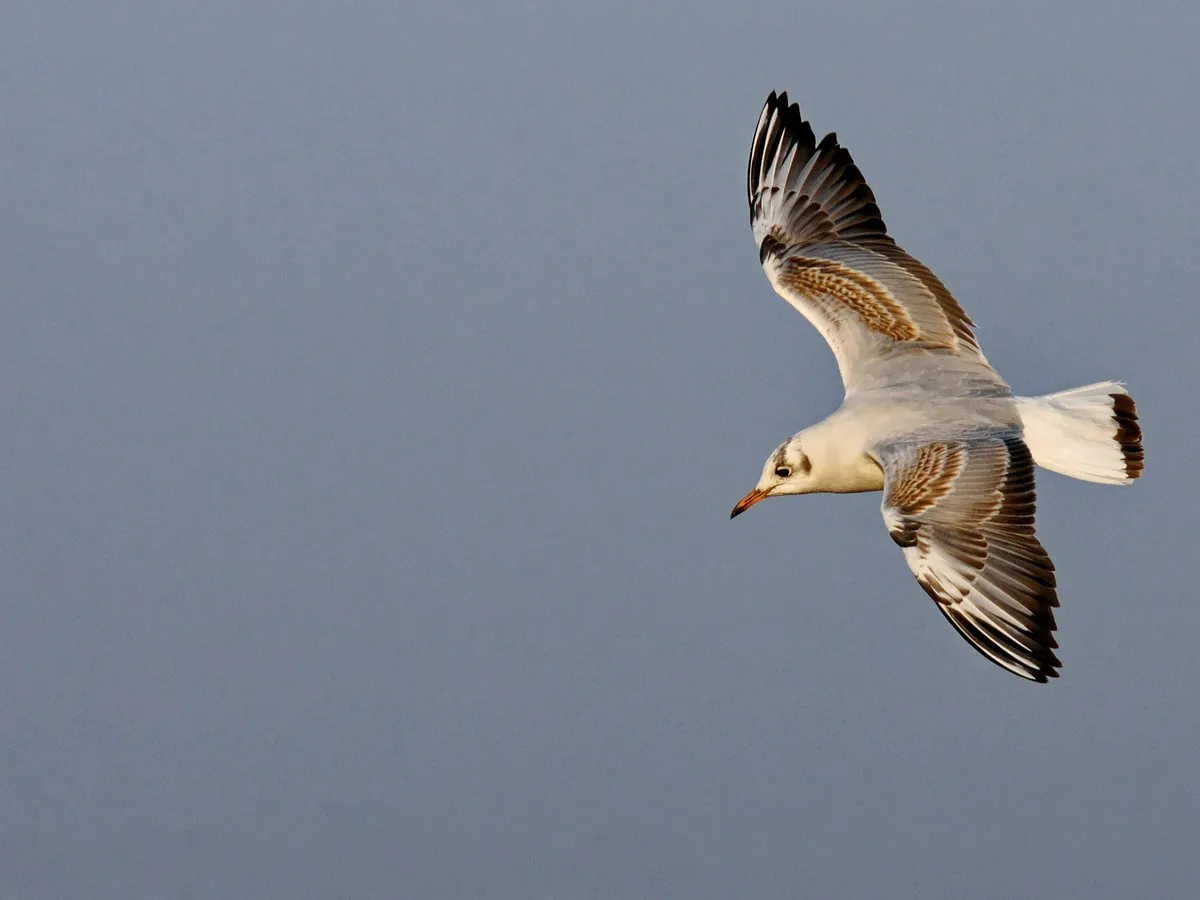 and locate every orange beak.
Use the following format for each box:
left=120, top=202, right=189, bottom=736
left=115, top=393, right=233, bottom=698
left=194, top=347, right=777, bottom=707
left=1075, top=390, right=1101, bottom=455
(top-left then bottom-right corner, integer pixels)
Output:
left=730, top=487, right=770, bottom=519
